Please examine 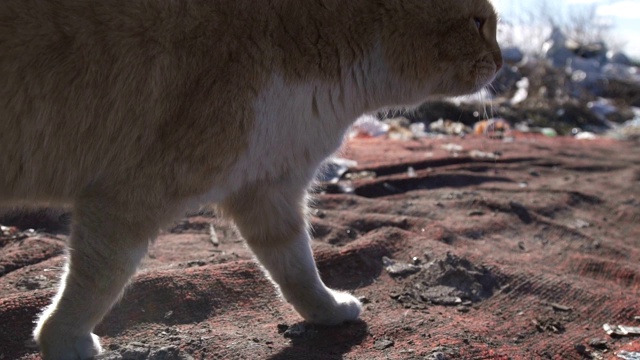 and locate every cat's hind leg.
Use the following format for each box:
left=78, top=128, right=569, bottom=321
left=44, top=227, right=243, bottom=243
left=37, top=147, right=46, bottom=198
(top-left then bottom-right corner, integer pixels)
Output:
left=33, top=194, right=164, bottom=360
left=222, top=182, right=361, bottom=325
